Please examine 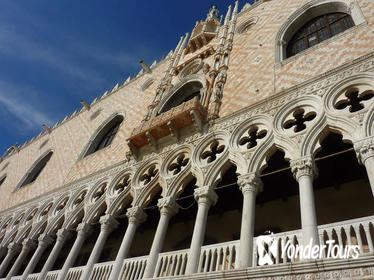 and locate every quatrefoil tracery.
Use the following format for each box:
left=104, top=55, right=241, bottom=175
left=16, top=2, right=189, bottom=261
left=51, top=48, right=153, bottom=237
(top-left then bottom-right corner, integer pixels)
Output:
left=114, top=175, right=131, bottom=194
left=140, top=165, right=158, bottom=185
left=168, top=154, right=189, bottom=176
left=239, top=126, right=267, bottom=149
left=73, top=191, right=87, bottom=208
left=283, top=109, right=316, bottom=133
left=93, top=184, right=107, bottom=202
left=56, top=197, right=69, bottom=212
left=335, top=89, right=374, bottom=113
left=201, top=140, right=225, bottom=164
